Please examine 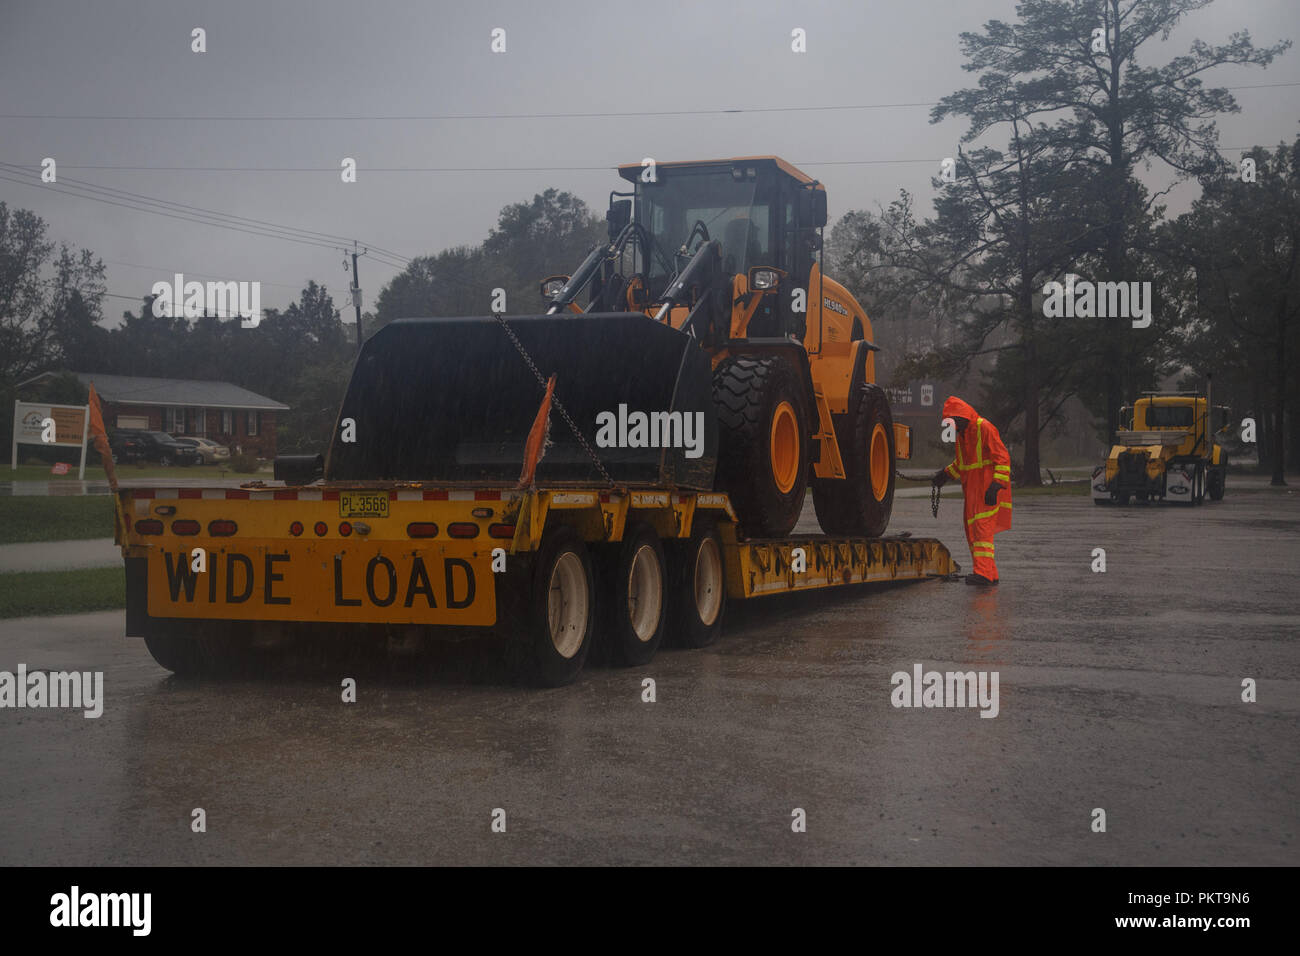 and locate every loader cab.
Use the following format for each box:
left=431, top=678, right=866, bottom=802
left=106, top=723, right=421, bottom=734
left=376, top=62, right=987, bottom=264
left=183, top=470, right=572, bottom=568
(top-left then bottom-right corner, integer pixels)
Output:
left=617, top=157, right=826, bottom=339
